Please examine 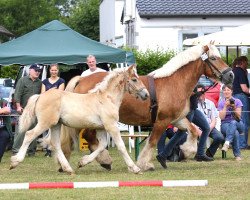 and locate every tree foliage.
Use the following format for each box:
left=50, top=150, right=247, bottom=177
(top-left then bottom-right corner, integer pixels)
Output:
left=63, top=0, right=100, bottom=41
left=0, top=0, right=62, bottom=41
